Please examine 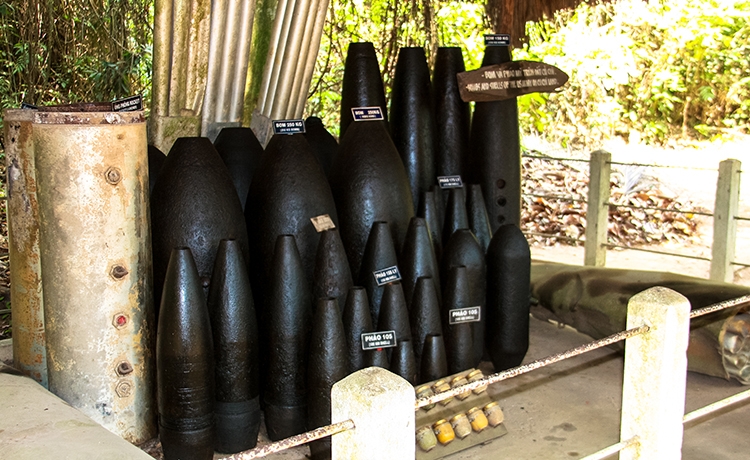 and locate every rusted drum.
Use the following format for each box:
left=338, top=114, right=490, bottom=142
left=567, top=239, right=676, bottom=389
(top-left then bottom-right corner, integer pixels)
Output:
left=32, top=108, right=155, bottom=443
left=3, top=109, right=47, bottom=387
